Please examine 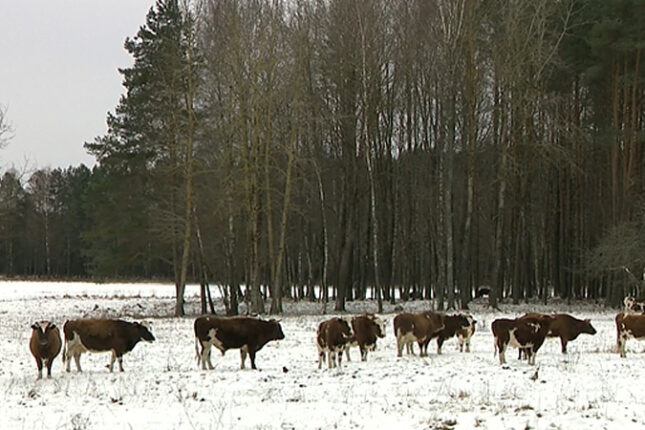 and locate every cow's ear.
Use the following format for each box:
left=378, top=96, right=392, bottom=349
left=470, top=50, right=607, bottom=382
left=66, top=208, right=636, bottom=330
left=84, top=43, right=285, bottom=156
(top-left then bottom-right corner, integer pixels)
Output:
left=585, top=319, right=590, bottom=323
left=31, top=323, right=38, bottom=330
left=48, top=323, right=57, bottom=330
